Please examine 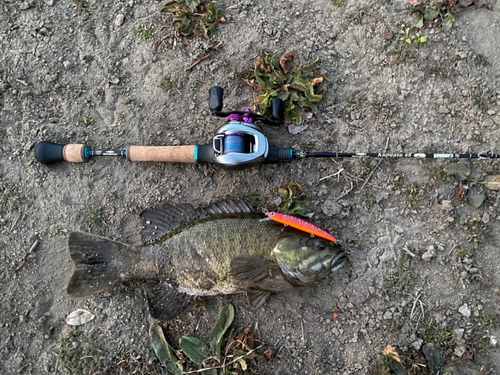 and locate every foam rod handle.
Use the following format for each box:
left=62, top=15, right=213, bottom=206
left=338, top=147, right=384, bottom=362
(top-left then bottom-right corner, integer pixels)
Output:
left=127, top=145, right=197, bottom=163
left=35, top=141, right=88, bottom=164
